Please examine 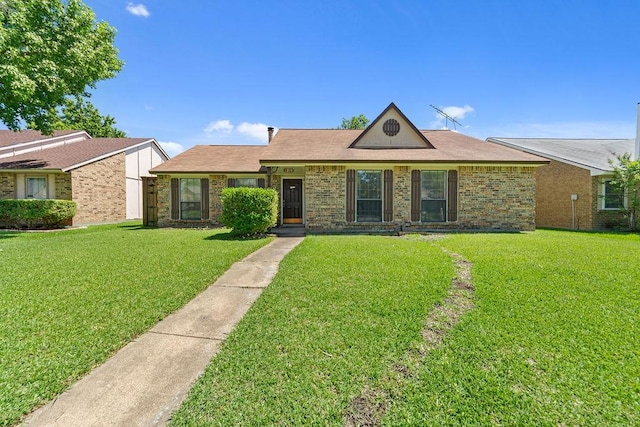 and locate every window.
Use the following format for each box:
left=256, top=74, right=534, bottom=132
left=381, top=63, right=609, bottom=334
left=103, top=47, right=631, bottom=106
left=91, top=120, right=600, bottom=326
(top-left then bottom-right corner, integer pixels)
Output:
left=602, top=180, right=625, bottom=209
left=235, top=178, right=258, bottom=188
left=421, top=171, right=446, bottom=222
left=180, top=178, right=202, bottom=220
left=26, top=177, right=47, bottom=199
left=357, top=170, right=382, bottom=222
